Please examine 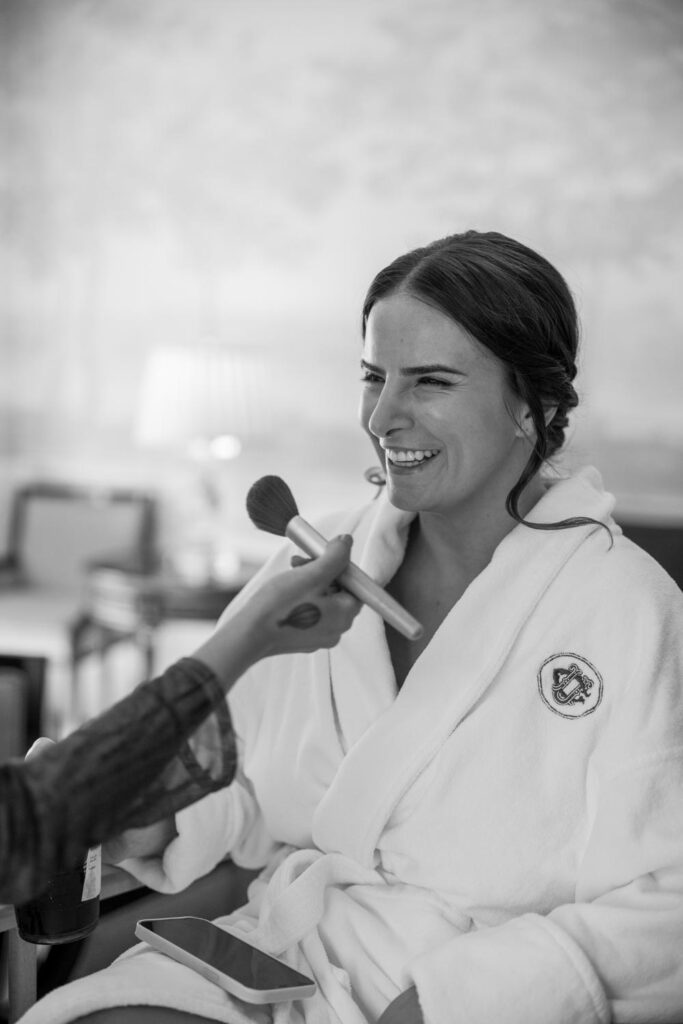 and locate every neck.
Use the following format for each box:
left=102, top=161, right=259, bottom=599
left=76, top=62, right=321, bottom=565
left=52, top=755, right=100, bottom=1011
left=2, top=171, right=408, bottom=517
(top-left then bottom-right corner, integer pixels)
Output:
left=411, top=474, right=547, bottom=578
